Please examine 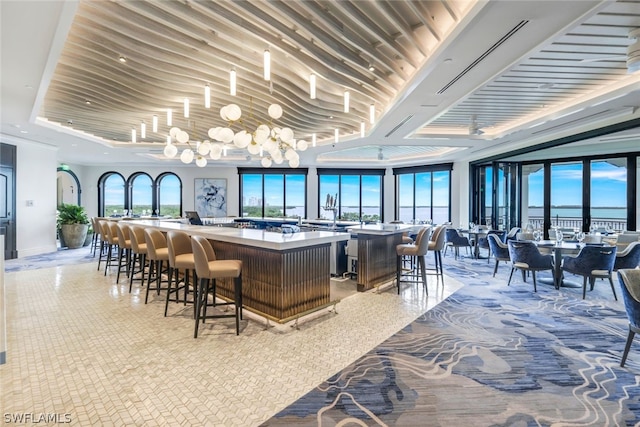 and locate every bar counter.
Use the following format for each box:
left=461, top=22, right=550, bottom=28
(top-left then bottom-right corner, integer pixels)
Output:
left=347, top=224, right=426, bottom=292
left=123, top=220, right=350, bottom=322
